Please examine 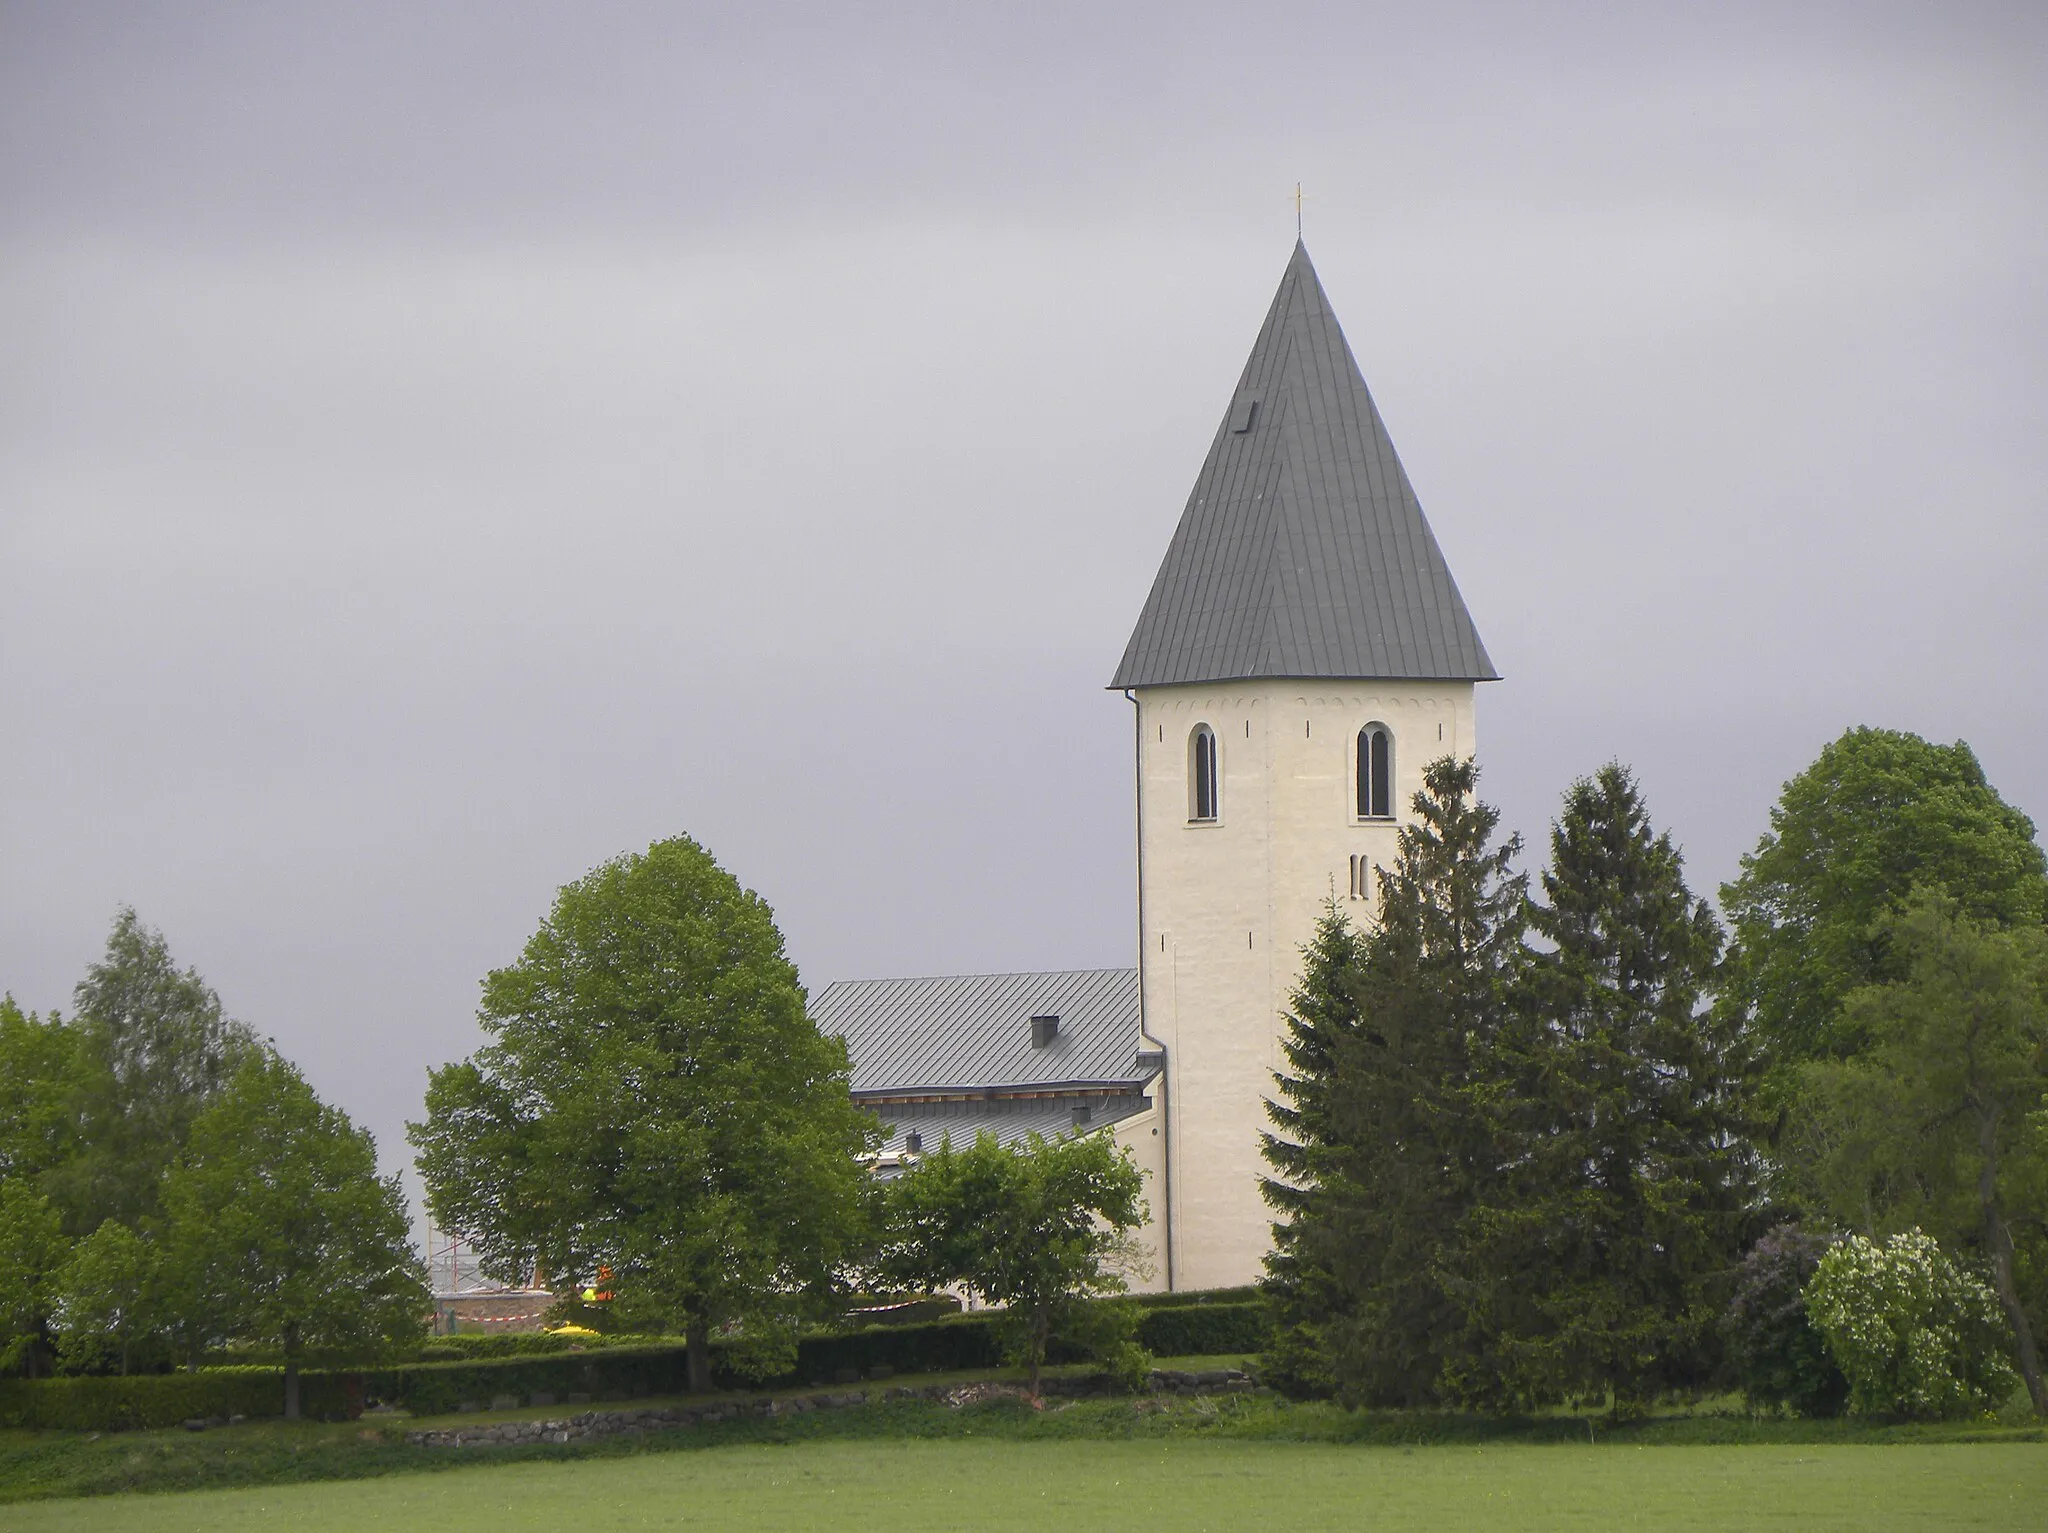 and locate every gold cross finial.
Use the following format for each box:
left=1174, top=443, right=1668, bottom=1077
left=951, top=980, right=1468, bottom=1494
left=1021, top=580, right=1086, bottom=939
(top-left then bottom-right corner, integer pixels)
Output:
left=1294, top=182, right=1304, bottom=238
